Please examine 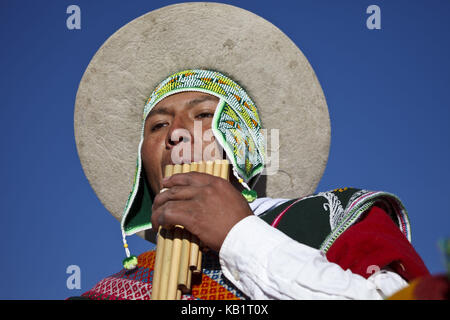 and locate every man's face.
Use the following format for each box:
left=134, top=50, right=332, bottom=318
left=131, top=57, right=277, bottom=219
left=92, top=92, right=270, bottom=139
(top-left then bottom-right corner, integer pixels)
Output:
left=142, top=91, right=221, bottom=195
